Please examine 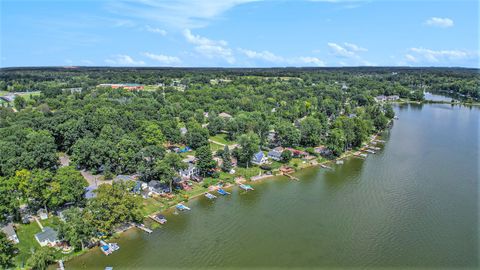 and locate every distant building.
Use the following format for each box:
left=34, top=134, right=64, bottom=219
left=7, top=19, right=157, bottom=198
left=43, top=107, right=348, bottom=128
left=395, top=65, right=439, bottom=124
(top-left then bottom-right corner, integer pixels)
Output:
left=375, top=95, right=400, bottom=102
left=0, top=94, right=16, bottom=103
left=1, top=223, right=19, bottom=244
left=268, top=147, right=284, bottom=161
left=252, top=151, right=268, bottom=165
left=84, top=185, right=98, bottom=199
left=37, top=209, right=48, bottom=220
left=97, top=83, right=144, bottom=91
left=35, top=227, right=59, bottom=247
